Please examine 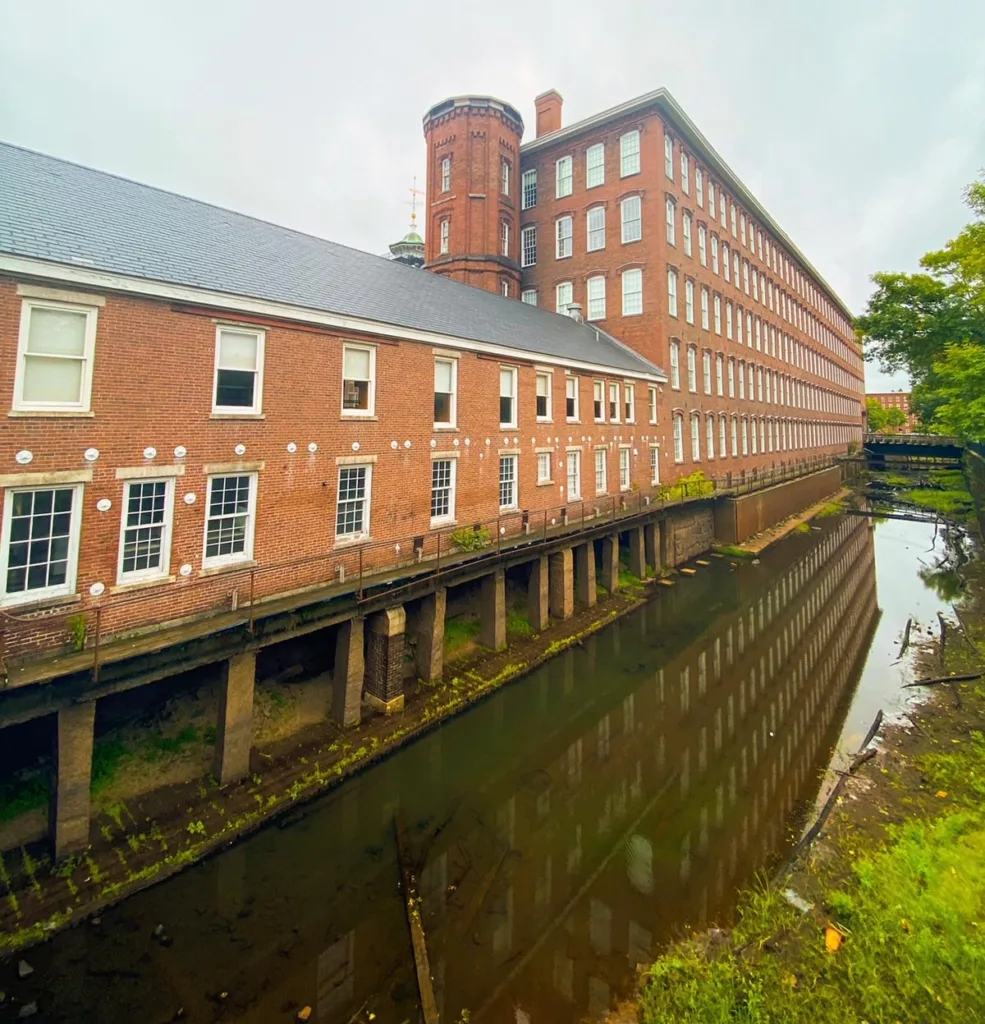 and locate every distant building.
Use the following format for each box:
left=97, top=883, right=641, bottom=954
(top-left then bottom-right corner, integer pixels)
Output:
left=387, top=218, right=425, bottom=268
left=867, top=391, right=919, bottom=432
